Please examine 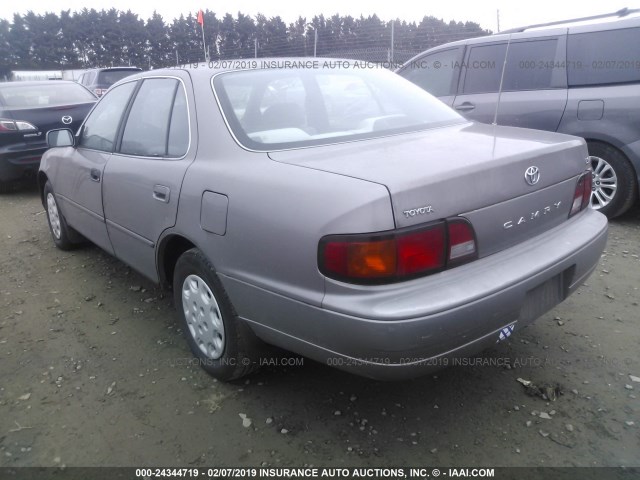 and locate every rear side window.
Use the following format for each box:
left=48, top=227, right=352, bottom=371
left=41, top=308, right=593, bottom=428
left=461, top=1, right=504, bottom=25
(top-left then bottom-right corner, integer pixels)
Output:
left=120, top=78, right=188, bottom=157
left=462, top=39, right=560, bottom=94
left=400, top=48, right=462, bottom=97
left=167, top=86, right=189, bottom=157
left=503, top=39, right=559, bottom=91
left=79, top=81, right=136, bottom=152
left=567, top=27, right=640, bottom=86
